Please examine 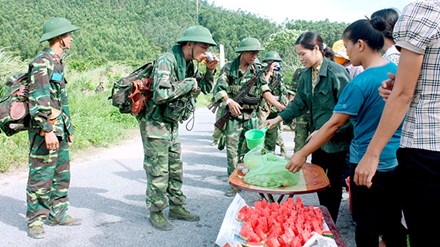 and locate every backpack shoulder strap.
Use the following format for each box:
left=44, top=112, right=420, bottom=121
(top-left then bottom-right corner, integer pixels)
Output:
left=162, top=52, right=178, bottom=70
